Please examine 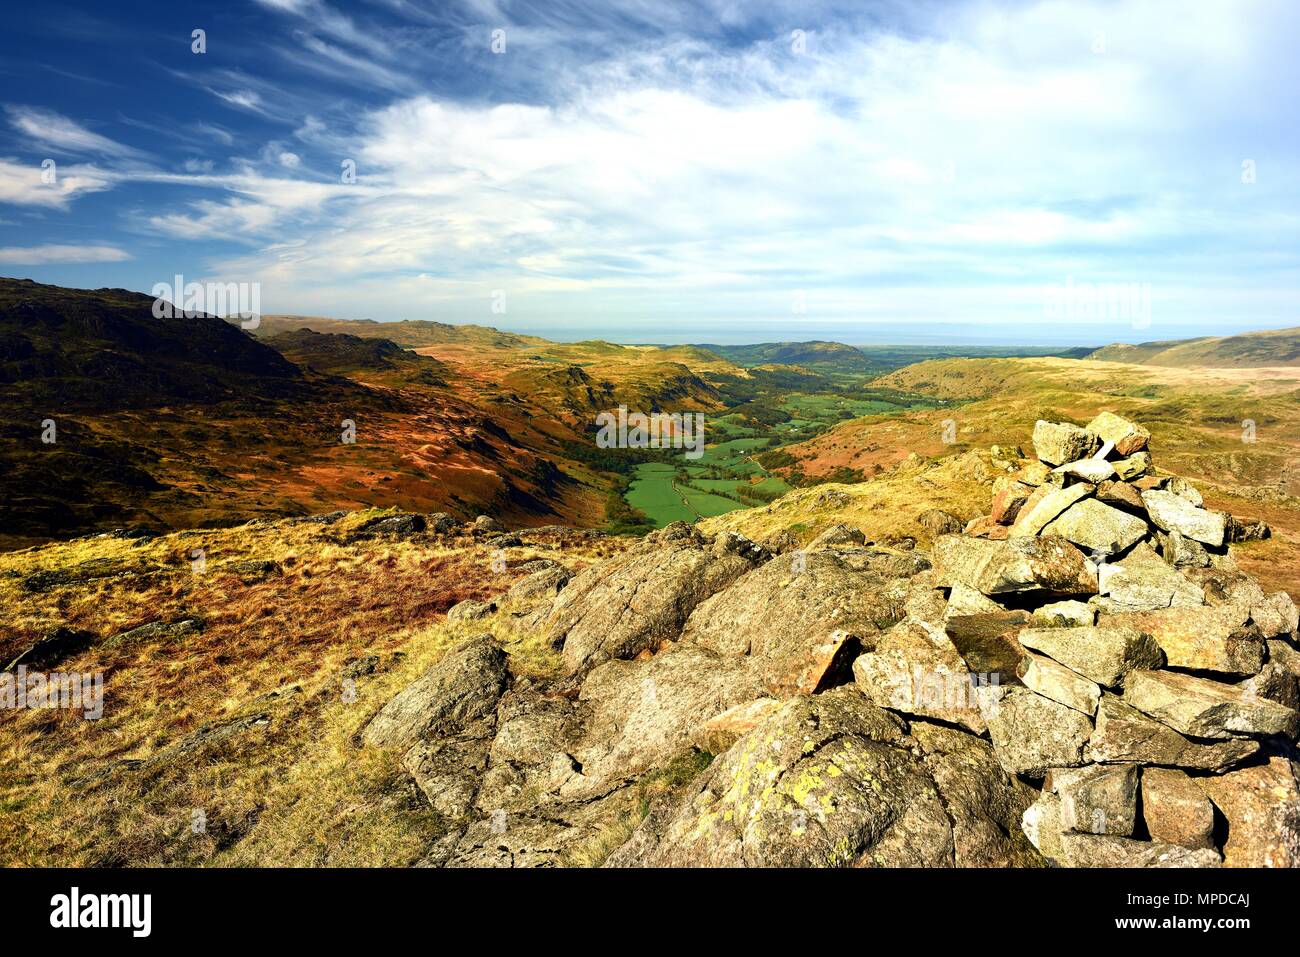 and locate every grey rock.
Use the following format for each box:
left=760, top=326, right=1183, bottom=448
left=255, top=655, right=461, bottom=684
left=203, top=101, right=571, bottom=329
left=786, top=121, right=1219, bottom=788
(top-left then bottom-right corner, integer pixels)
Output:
left=1140, top=490, right=1227, bottom=547
left=1097, top=542, right=1205, bottom=610
left=1017, top=653, right=1101, bottom=715
left=447, top=598, right=498, bottom=622
left=984, top=687, right=1093, bottom=778
left=1017, top=624, right=1163, bottom=688
left=1009, top=483, right=1093, bottom=537
left=1032, top=420, right=1101, bottom=467
left=546, top=534, right=762, bottom=674
left=917, top=509, right=964, bottom=537
left=681, top=550, right=898, bottom=696
left=932, top=534, right=1097, bottom=598
left=612, top=688, right=1040, bottom=867
left=1122, top=669, right=1300, bottom=739
left=1086, top=695, right=1258, bottom=771
left=363, top=635, right=509, bottom=749
left=1041, top=498, right=1149, bottom=557
left=1057, top=833, right=1220, bottom=868
left=853, top=618, right=989, bottom=733
left=807, top=523, right=866, bottom=549
left=1047, top=764, right=1138, bottom=835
